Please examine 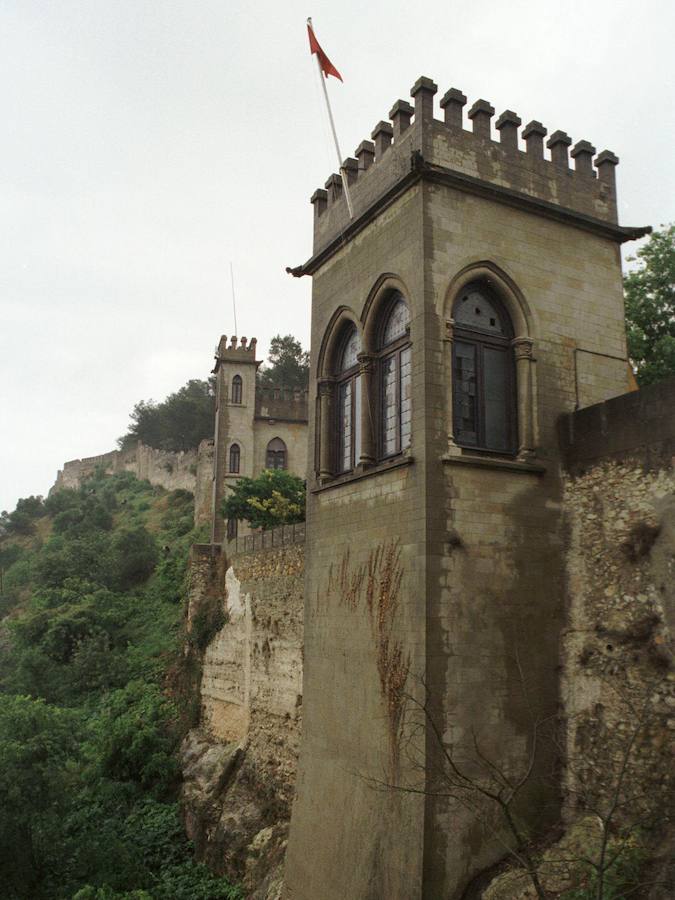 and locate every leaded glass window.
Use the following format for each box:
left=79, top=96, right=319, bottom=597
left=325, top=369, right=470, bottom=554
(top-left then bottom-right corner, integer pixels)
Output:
left=452, top=283, right=516, bottom=453
left=378, top=293, right=412, bottom=458
left=335, top=326, right=362, bottom=473
left=229, top=443, right=240, bottom=473
left=231, top=375, right=242, bottom=404
left=266, top=437, right=287, bottom=469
